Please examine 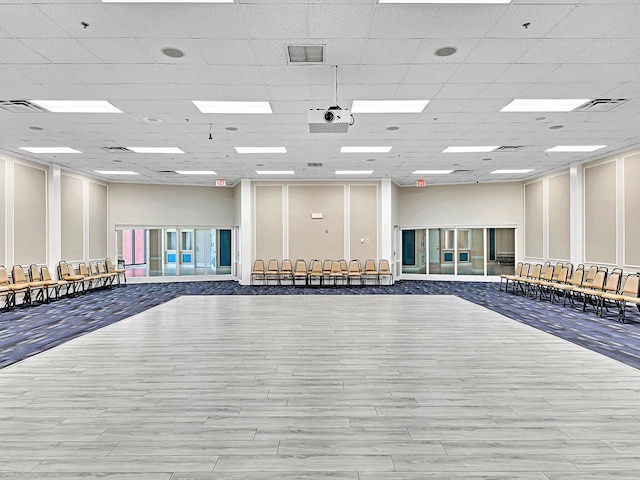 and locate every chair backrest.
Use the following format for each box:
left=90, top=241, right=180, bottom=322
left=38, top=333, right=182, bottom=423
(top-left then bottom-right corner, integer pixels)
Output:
left=519, top=263, right=530, bottom=279
left=0, top=266, right=10, bottom=286
left=551, top=262, right=563, bottom=279
left=322, top=260, right=332, bottom=274
left=541, top=261, right=552, bottom=274
left=29, top=264, right=42, bottom=282
left=555, top=267, right=569, bottom=284
left=379, top=259, right=391, bottom=273
left=348, top=260, right=361, bottom=274
left=97, top=262, right=109, bottom=275
left=294, top=259, right=307, bottom=275
left=330, top=260, right=342, bottom=274
left=364, top=259, right=377, bottom=273
left=513, top=262, right=523, bottom=276
left=105, top=258, right=116, bottom=272
left=310, top=259, right=323, bottom=274
left=621, top=274, right=640, bottom=297
left=590, top=270, right=606, bottom=290
left=253, top=259, right=264, bottom=272
left=78, top=263, right=90, bottom=276
left=90, top=262, right=100, bottom=276
left=603, top=271, right=622, bottom=293
left=69, top=264, right=78, bottom=276
left=58, top=261, right=70, bottom=279
left=540, top=267, right=554, bottom=282
left=340, top=260, right=348, bottom=273
left=564, top=263, right=574, bottom=278
left=41, top=266, right=53, bottom=282
left=12, top=265, right=28, bottom=284
left=570, top=268, right=584, bottom=287
left=584, top=265, right=598, bottom=283
left=267, top=259, right=279, bottom=272
left=281, top=259, right=292, bottom=273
